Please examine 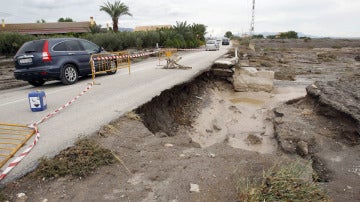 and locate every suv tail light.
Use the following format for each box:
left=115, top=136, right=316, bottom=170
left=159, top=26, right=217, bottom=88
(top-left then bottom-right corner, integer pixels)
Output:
left=42, top=40, right=52, bottom=62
